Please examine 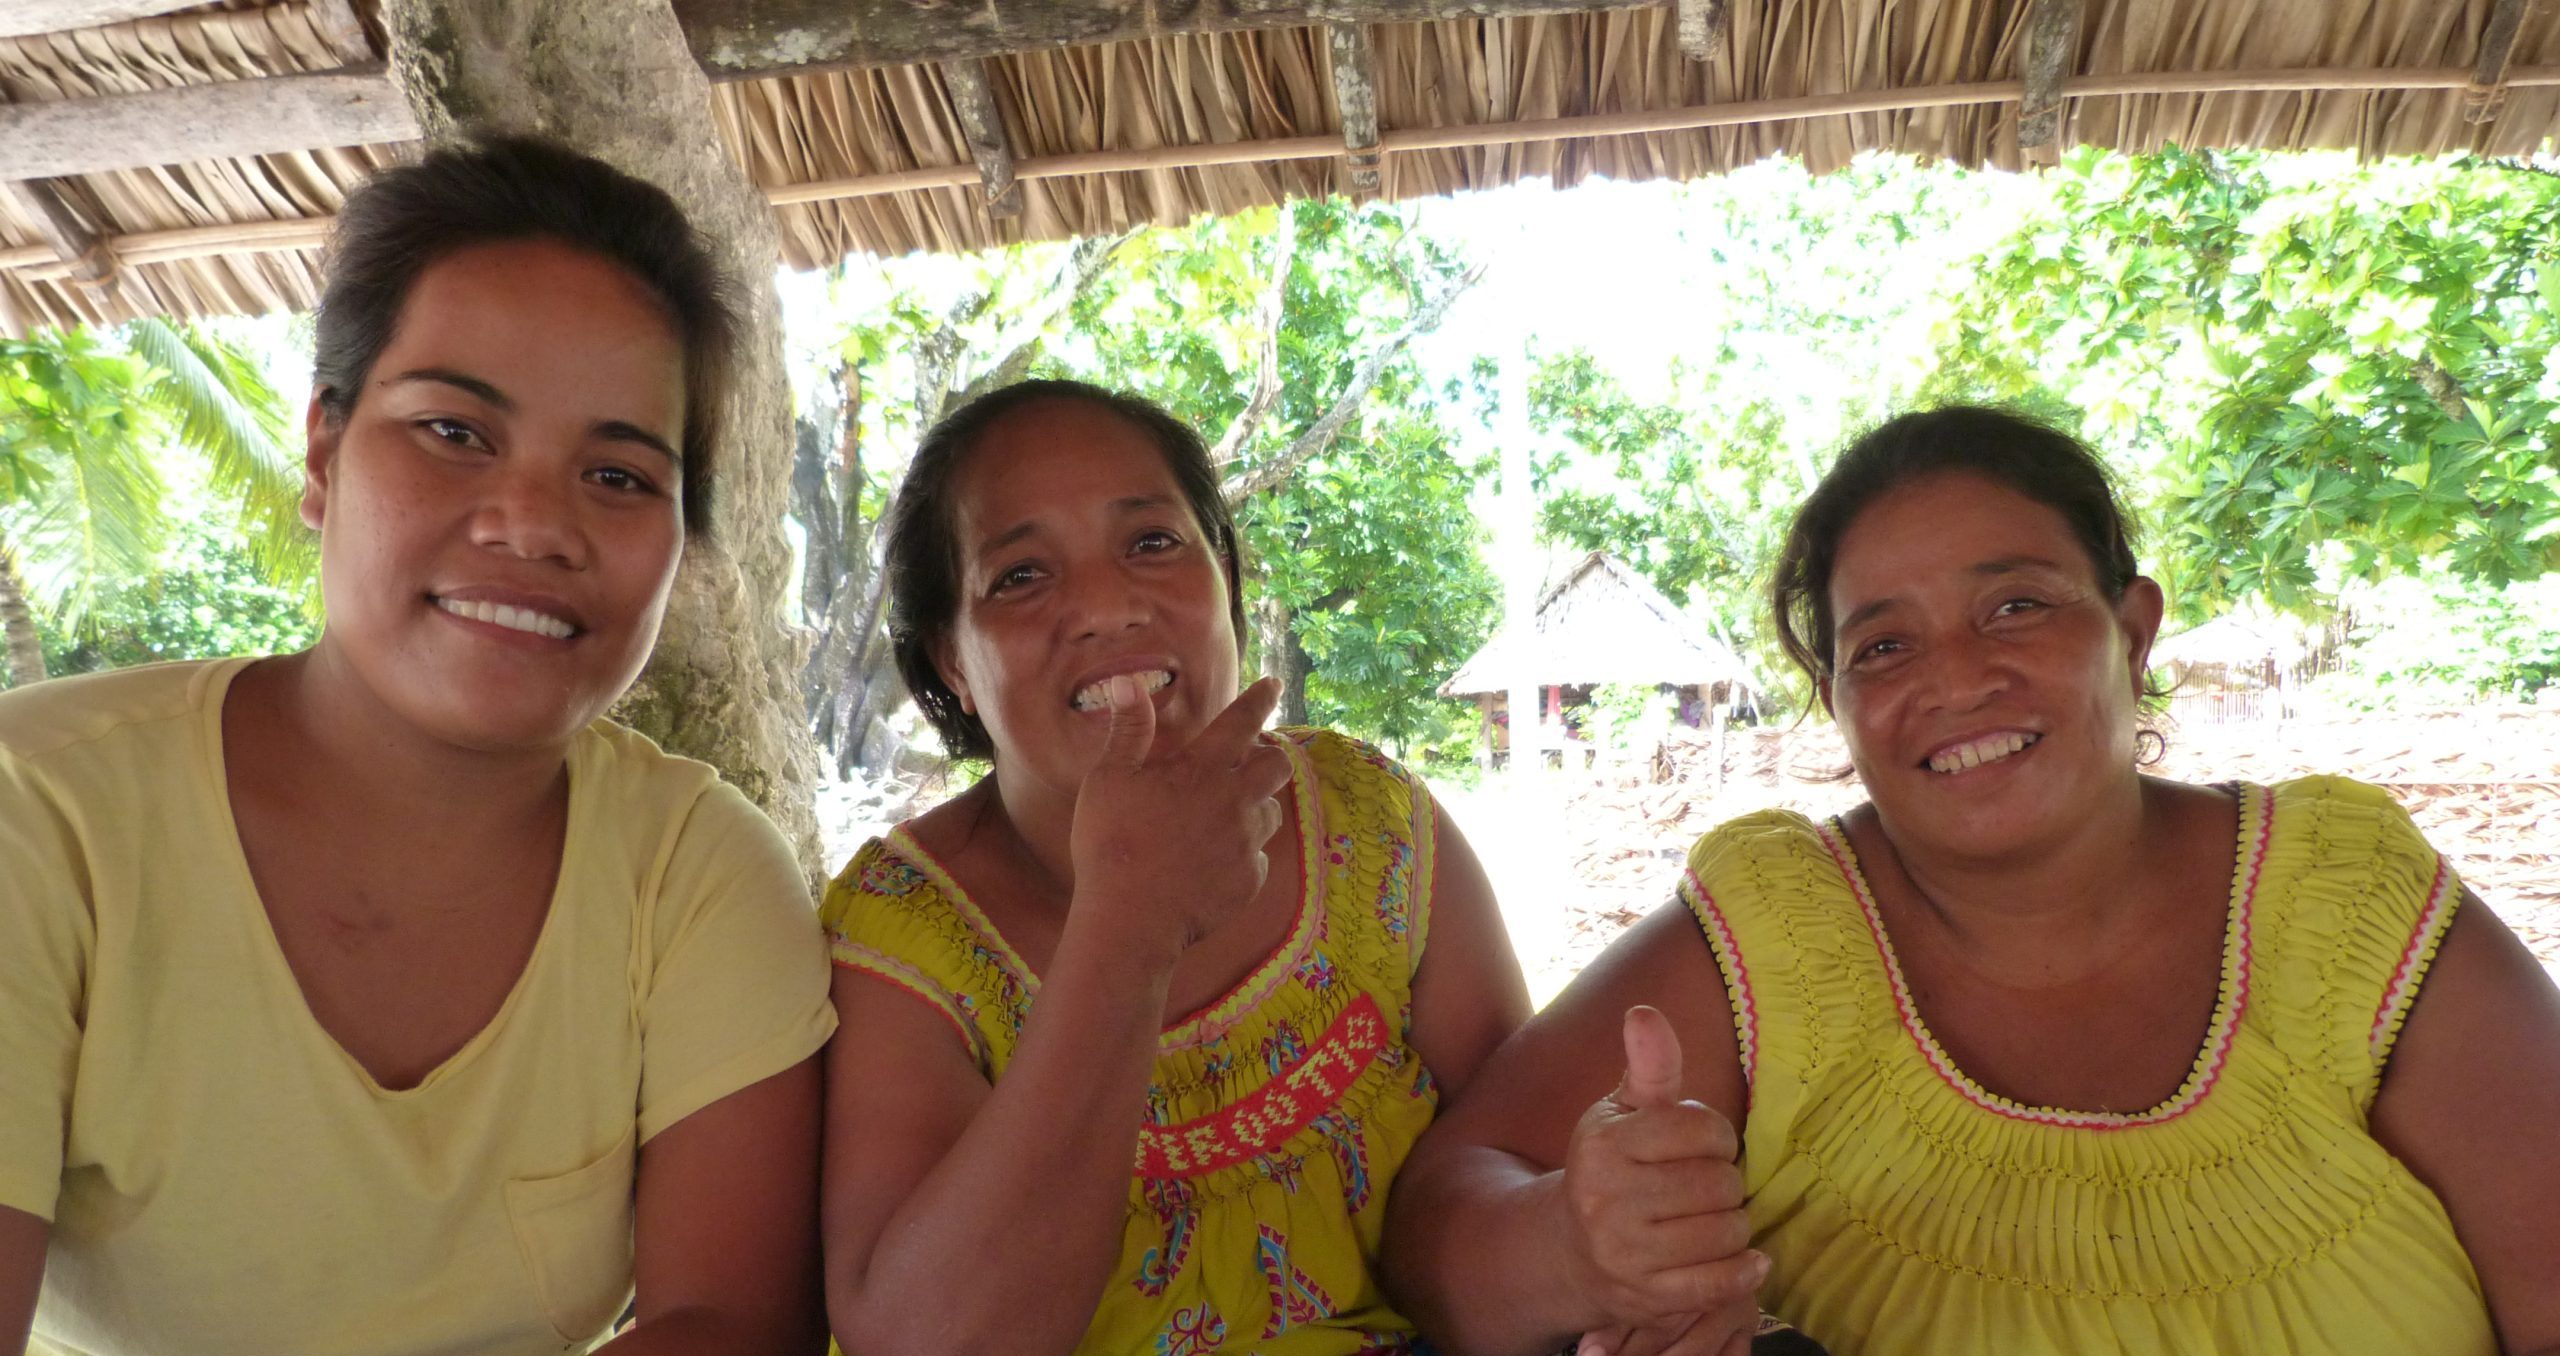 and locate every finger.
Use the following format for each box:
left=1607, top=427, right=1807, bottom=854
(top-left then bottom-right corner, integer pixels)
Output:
left=1607, top=1204, right=1755, bottom=1273
left=1614, top=1005, right=1685, bottom=1111
left=1638, top=1249, right=1772, bottom=1317
left=1602, top=1104, right=1742, bottom=1169
left=1190, top=676, right=1282, bottom=762
left=1098, top=672, right=1159, bottom=769
left=1253, top=796, right=1286, bottom=848
left=1237, top=741, right=1294, bottom=798
left=1612, top=1313, right=1702, bottom=1356
left=1576, top=1331, right=1621, bottom=1356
